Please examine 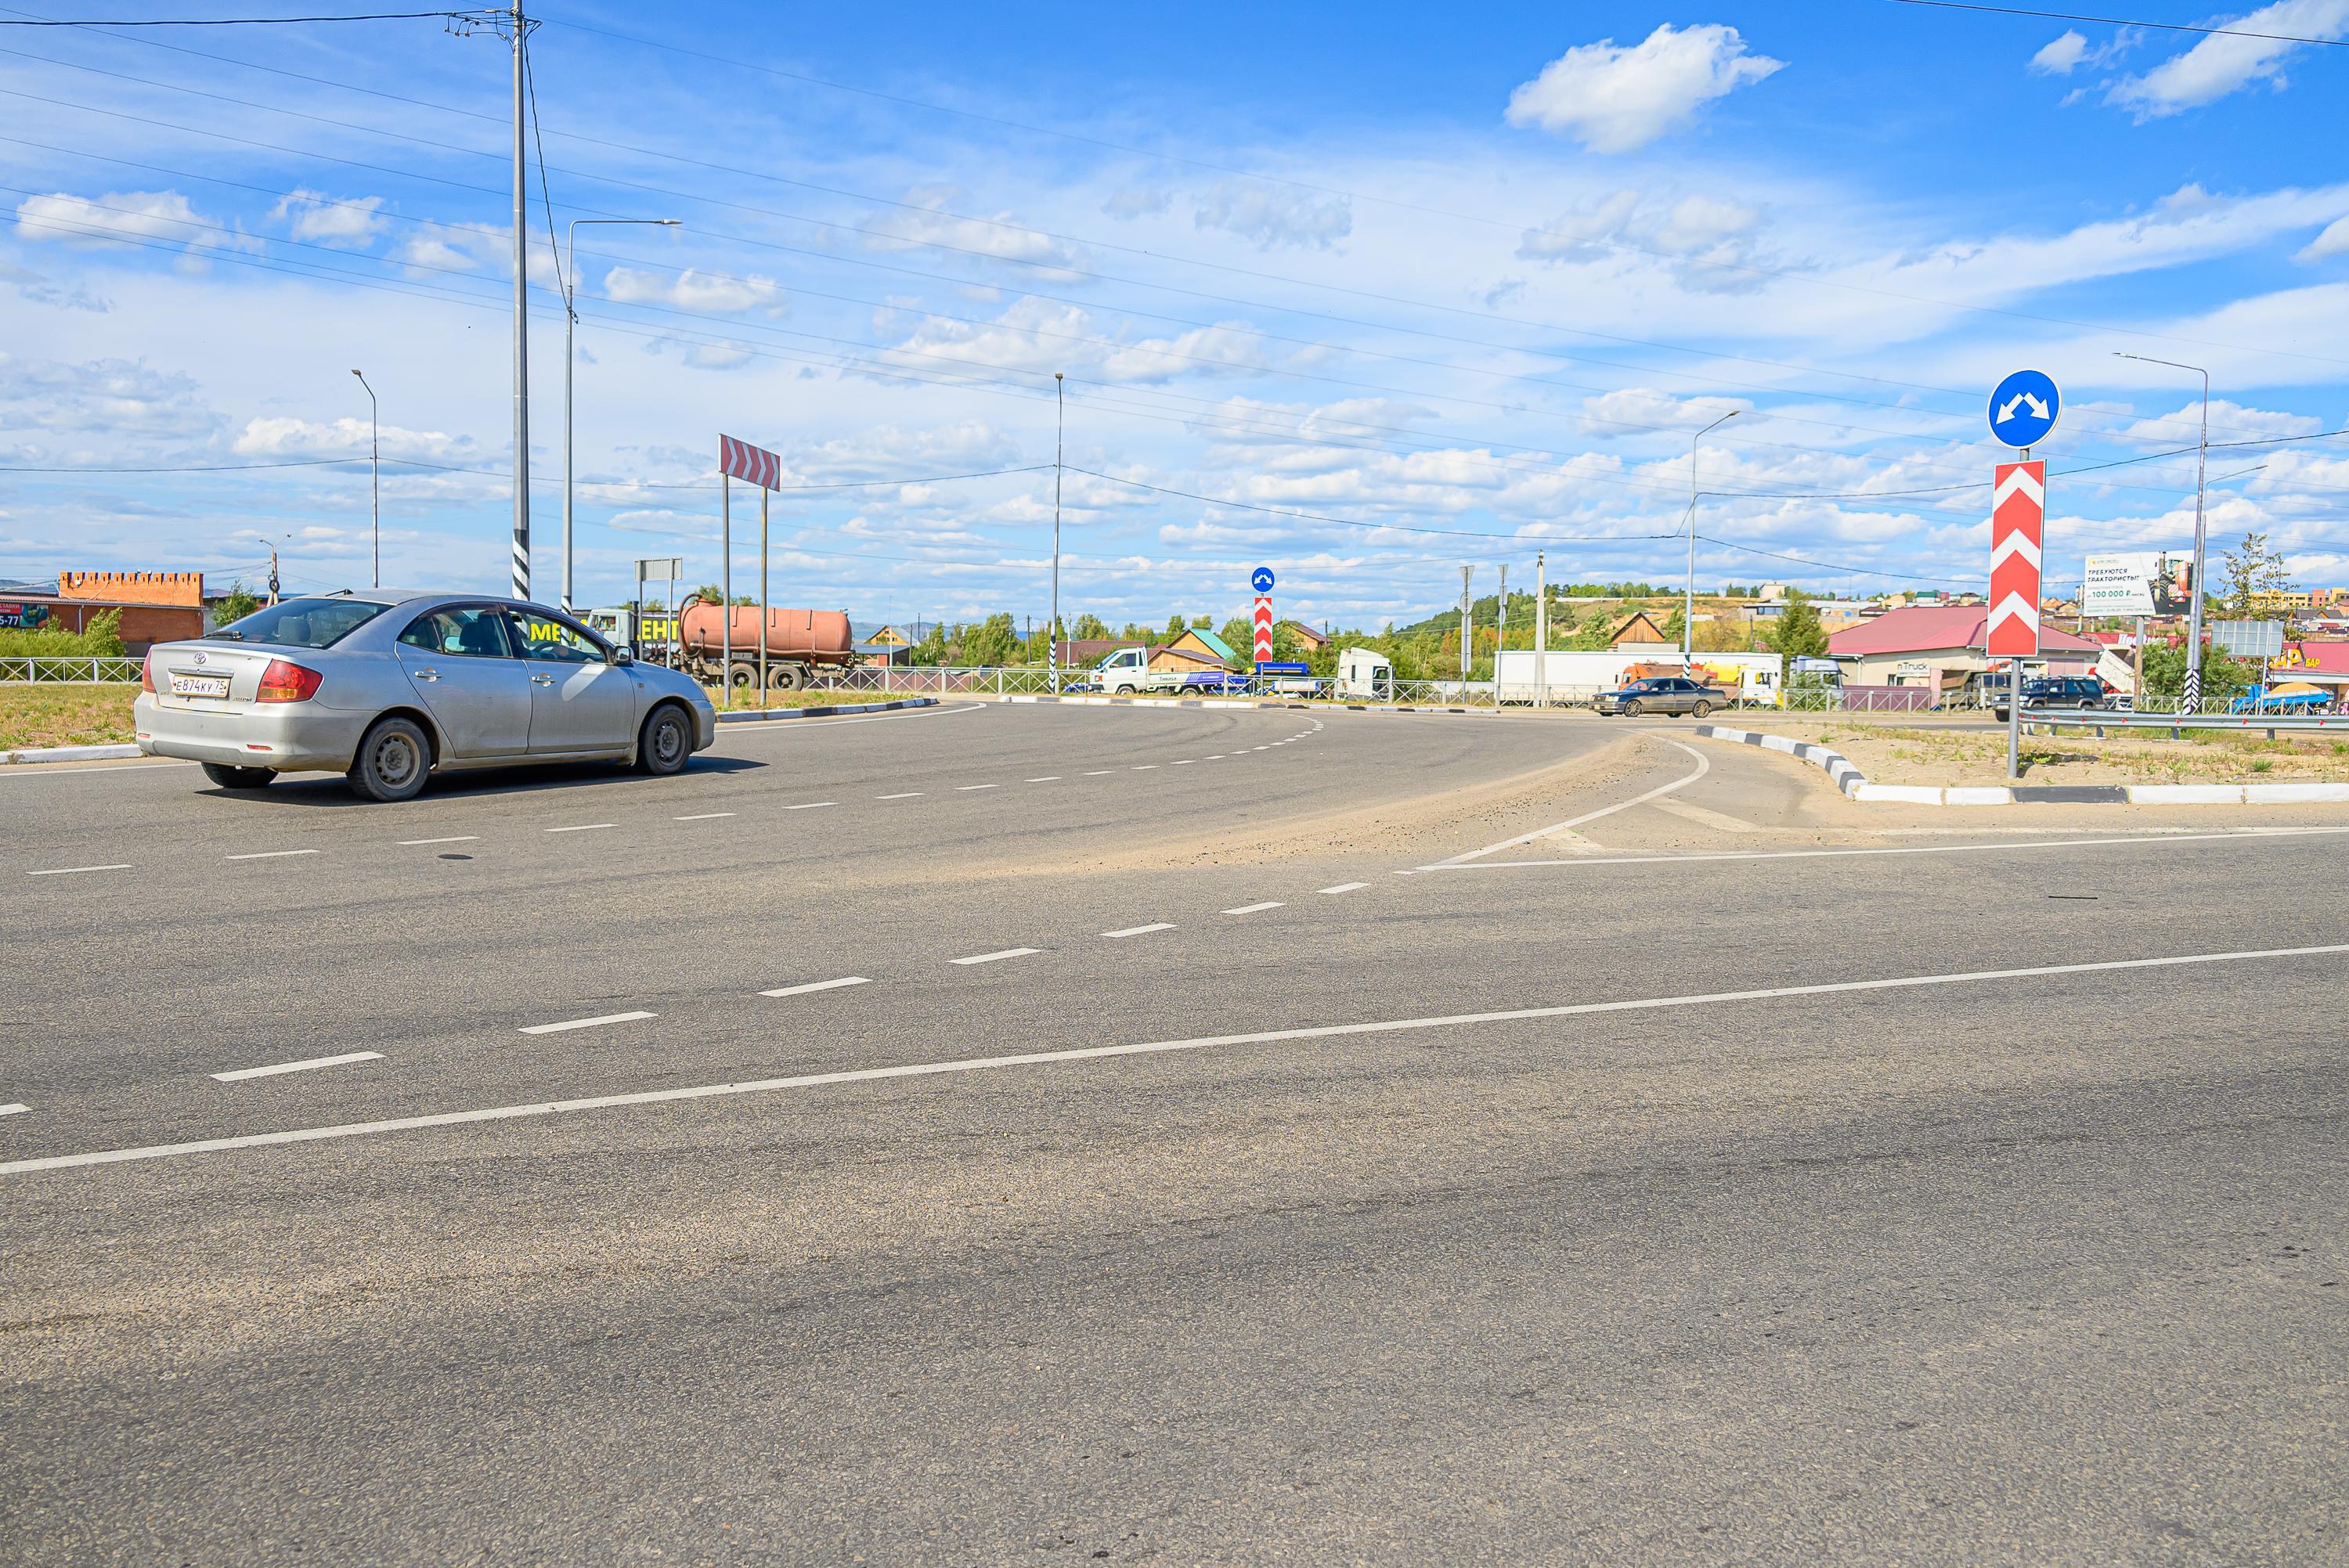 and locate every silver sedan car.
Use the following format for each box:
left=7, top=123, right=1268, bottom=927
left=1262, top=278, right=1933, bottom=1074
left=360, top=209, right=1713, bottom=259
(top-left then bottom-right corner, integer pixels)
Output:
left=135, top=590, right=717, bottom=801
